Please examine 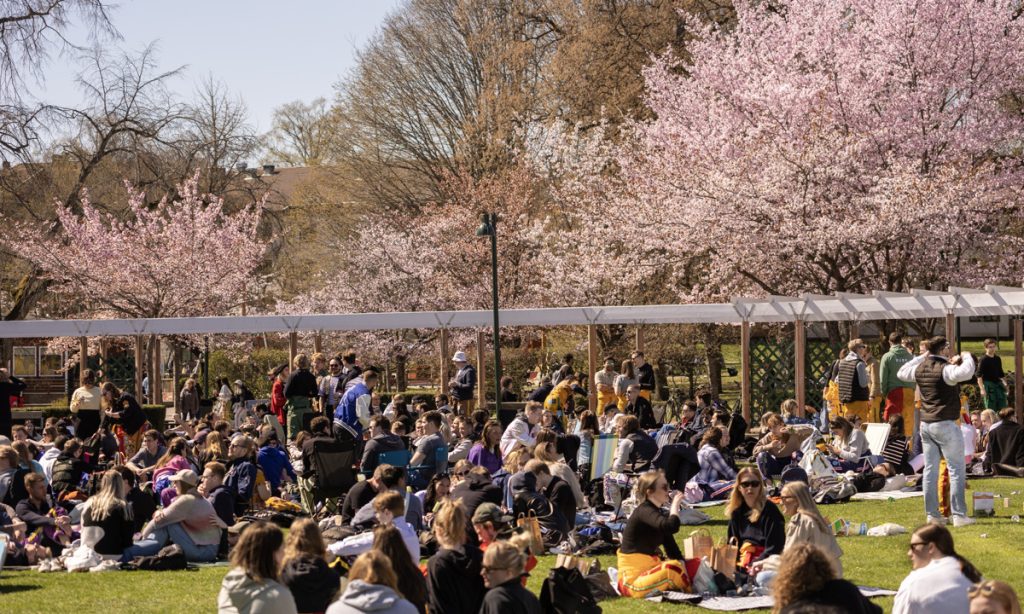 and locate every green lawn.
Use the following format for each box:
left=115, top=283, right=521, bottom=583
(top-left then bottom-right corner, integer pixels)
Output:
left=3, top=478, right=1024, bottom=613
